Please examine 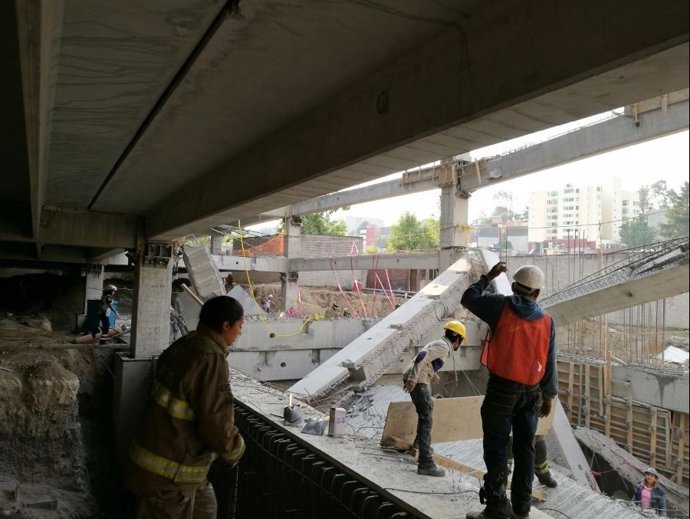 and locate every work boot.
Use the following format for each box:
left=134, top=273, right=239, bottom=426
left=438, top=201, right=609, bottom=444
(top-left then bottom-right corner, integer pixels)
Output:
left=512, top=513, right=530, bottom=519
left=417, top=464, right=445, bottom=477
left=536, top=471, right=558, bottom=488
